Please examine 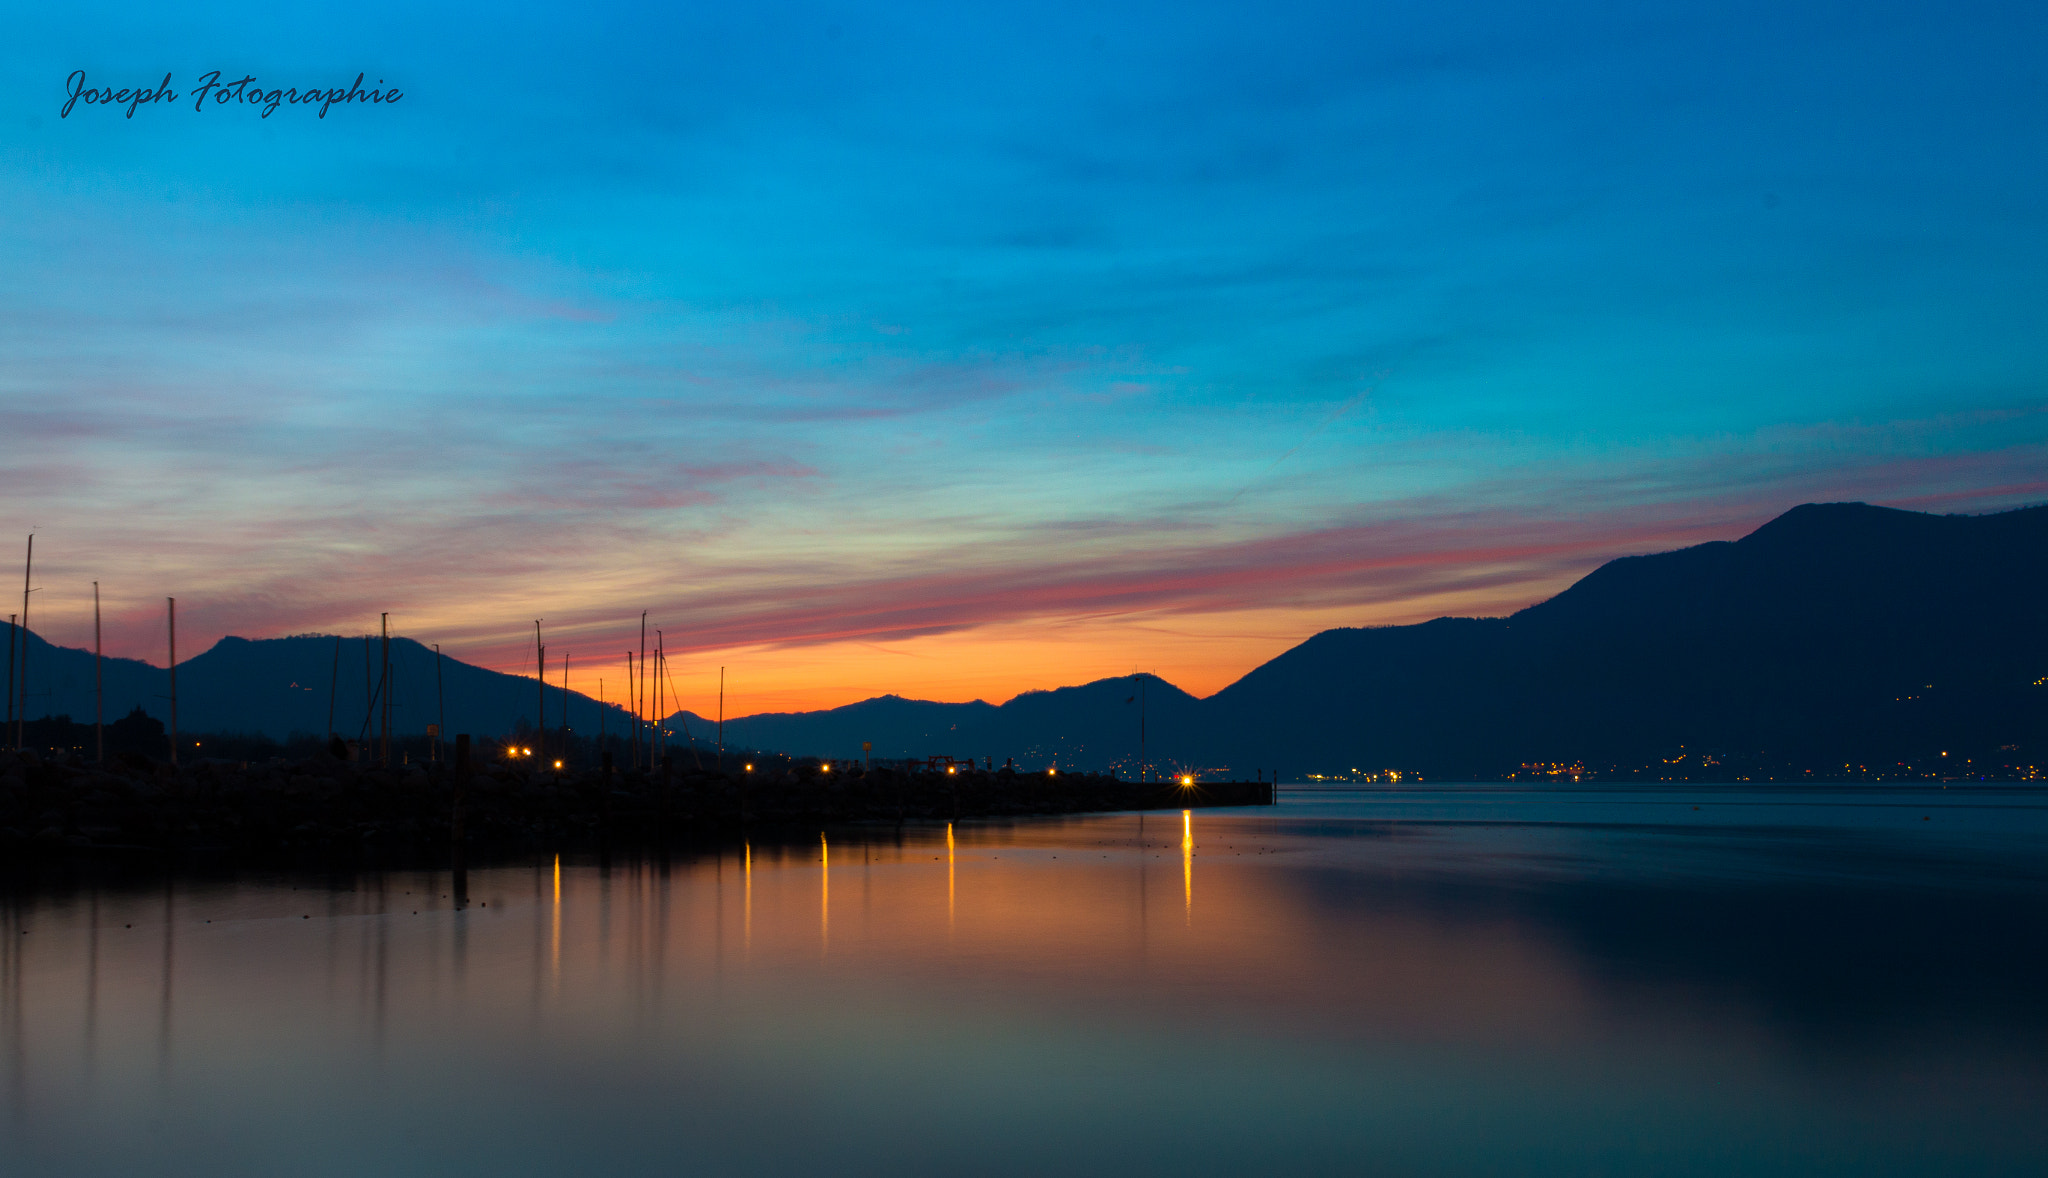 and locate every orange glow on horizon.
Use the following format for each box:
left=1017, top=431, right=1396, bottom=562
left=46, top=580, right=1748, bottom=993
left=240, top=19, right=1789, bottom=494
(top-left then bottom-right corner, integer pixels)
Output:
left=393, top=582, right=1622, bottom=721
